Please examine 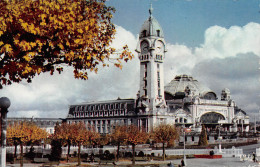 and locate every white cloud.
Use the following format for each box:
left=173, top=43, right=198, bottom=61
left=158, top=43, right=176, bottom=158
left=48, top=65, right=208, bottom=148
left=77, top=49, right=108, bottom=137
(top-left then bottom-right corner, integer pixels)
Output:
left=195, top=22, right=260, bottom=60
left=164, top=22, right=260, bottom=80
